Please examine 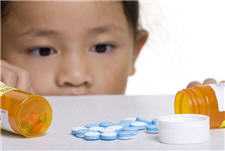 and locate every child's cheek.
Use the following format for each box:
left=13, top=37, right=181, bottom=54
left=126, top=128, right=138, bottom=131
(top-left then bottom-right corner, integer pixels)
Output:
left=29, top=70, right=55, bottom=95
left=93, top=60, right=130, bottom=94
